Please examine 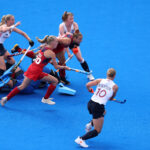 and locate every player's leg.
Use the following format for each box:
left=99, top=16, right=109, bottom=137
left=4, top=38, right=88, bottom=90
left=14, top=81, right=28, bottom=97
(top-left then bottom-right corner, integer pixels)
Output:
left=56, top=50, right=70, bottom=85
left=4, top=51, right=15, bottom=69
left=0, top=77, right=32, bottom=106
left=40, top=74, right=58, bottom=105
left=0, top=56, right=6, bottom=75
left=74, top=47, right=94, bottom=81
